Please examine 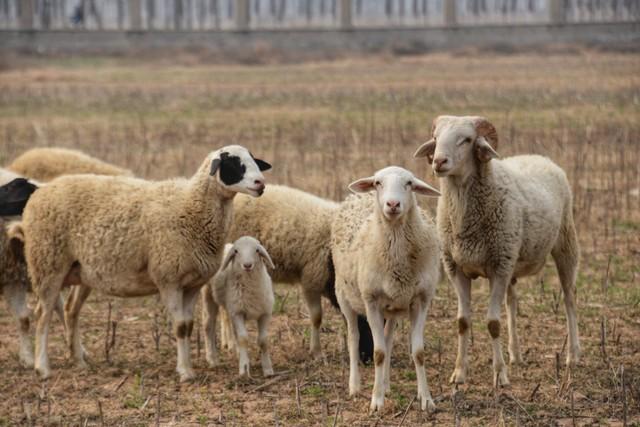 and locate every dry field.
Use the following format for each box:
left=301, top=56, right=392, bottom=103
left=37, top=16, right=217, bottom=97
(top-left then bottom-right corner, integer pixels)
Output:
left=0, top=50, right=638, bottom=426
